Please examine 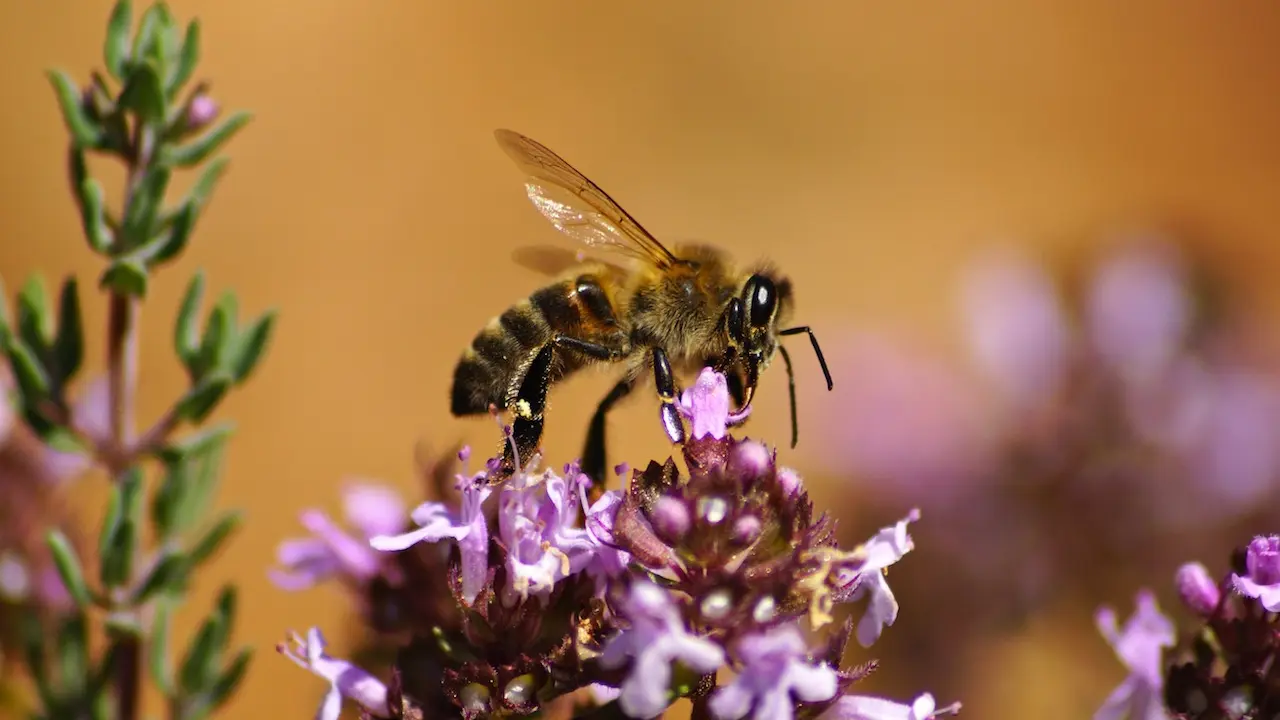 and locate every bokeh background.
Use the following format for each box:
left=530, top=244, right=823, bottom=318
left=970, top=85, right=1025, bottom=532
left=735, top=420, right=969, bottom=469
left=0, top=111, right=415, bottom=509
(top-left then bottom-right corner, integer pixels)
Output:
left=4, top=2, right=1280, bottom=718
